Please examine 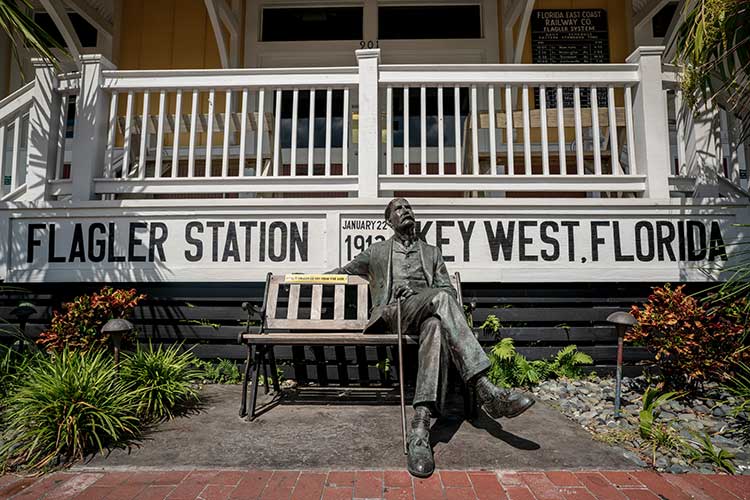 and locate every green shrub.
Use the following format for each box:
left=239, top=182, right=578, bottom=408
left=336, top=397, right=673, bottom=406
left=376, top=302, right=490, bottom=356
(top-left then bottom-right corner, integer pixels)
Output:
left=0, top=349, right=140, bottom=471
left=120, top=343, right=201, bottom=421
left=486, top=337, right=591, bottom=388
left=0, top=346, right=35, bottom=400
left=628, top=284, right=749, bottom=390
left=549, top=345, right=594, bottom=379
left=194, top=358, right=242, bottom=384
left=37, top=287, right=146, bottom=353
